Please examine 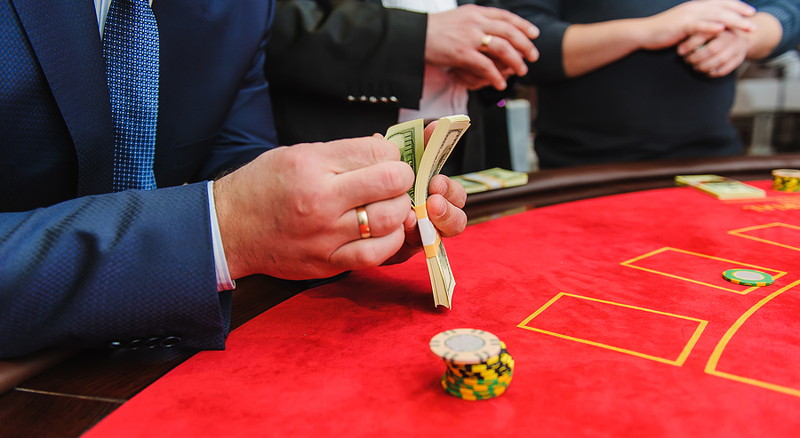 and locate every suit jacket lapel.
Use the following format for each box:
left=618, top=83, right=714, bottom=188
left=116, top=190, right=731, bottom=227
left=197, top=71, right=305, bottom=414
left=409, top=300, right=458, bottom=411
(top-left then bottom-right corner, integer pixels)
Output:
left=11, top=0, right=114, bottom=195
